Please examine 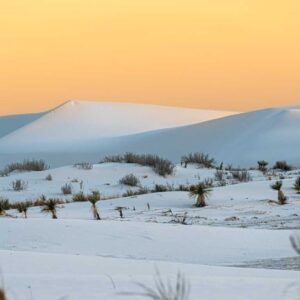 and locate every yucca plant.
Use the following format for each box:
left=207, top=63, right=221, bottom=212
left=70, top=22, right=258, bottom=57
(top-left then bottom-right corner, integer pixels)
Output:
left=294, top=176, right=300, bottom=194
left=0, top=199, right=10, bottom=215
left=189, top=182, right=211, bottom=207
left=41, top=198, right=60, bottom=219
left=271, top=180, right=286, bottom=205
left=16, top=202, right=31, bottom=218
left=88, top=192, right=101, bottom=220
